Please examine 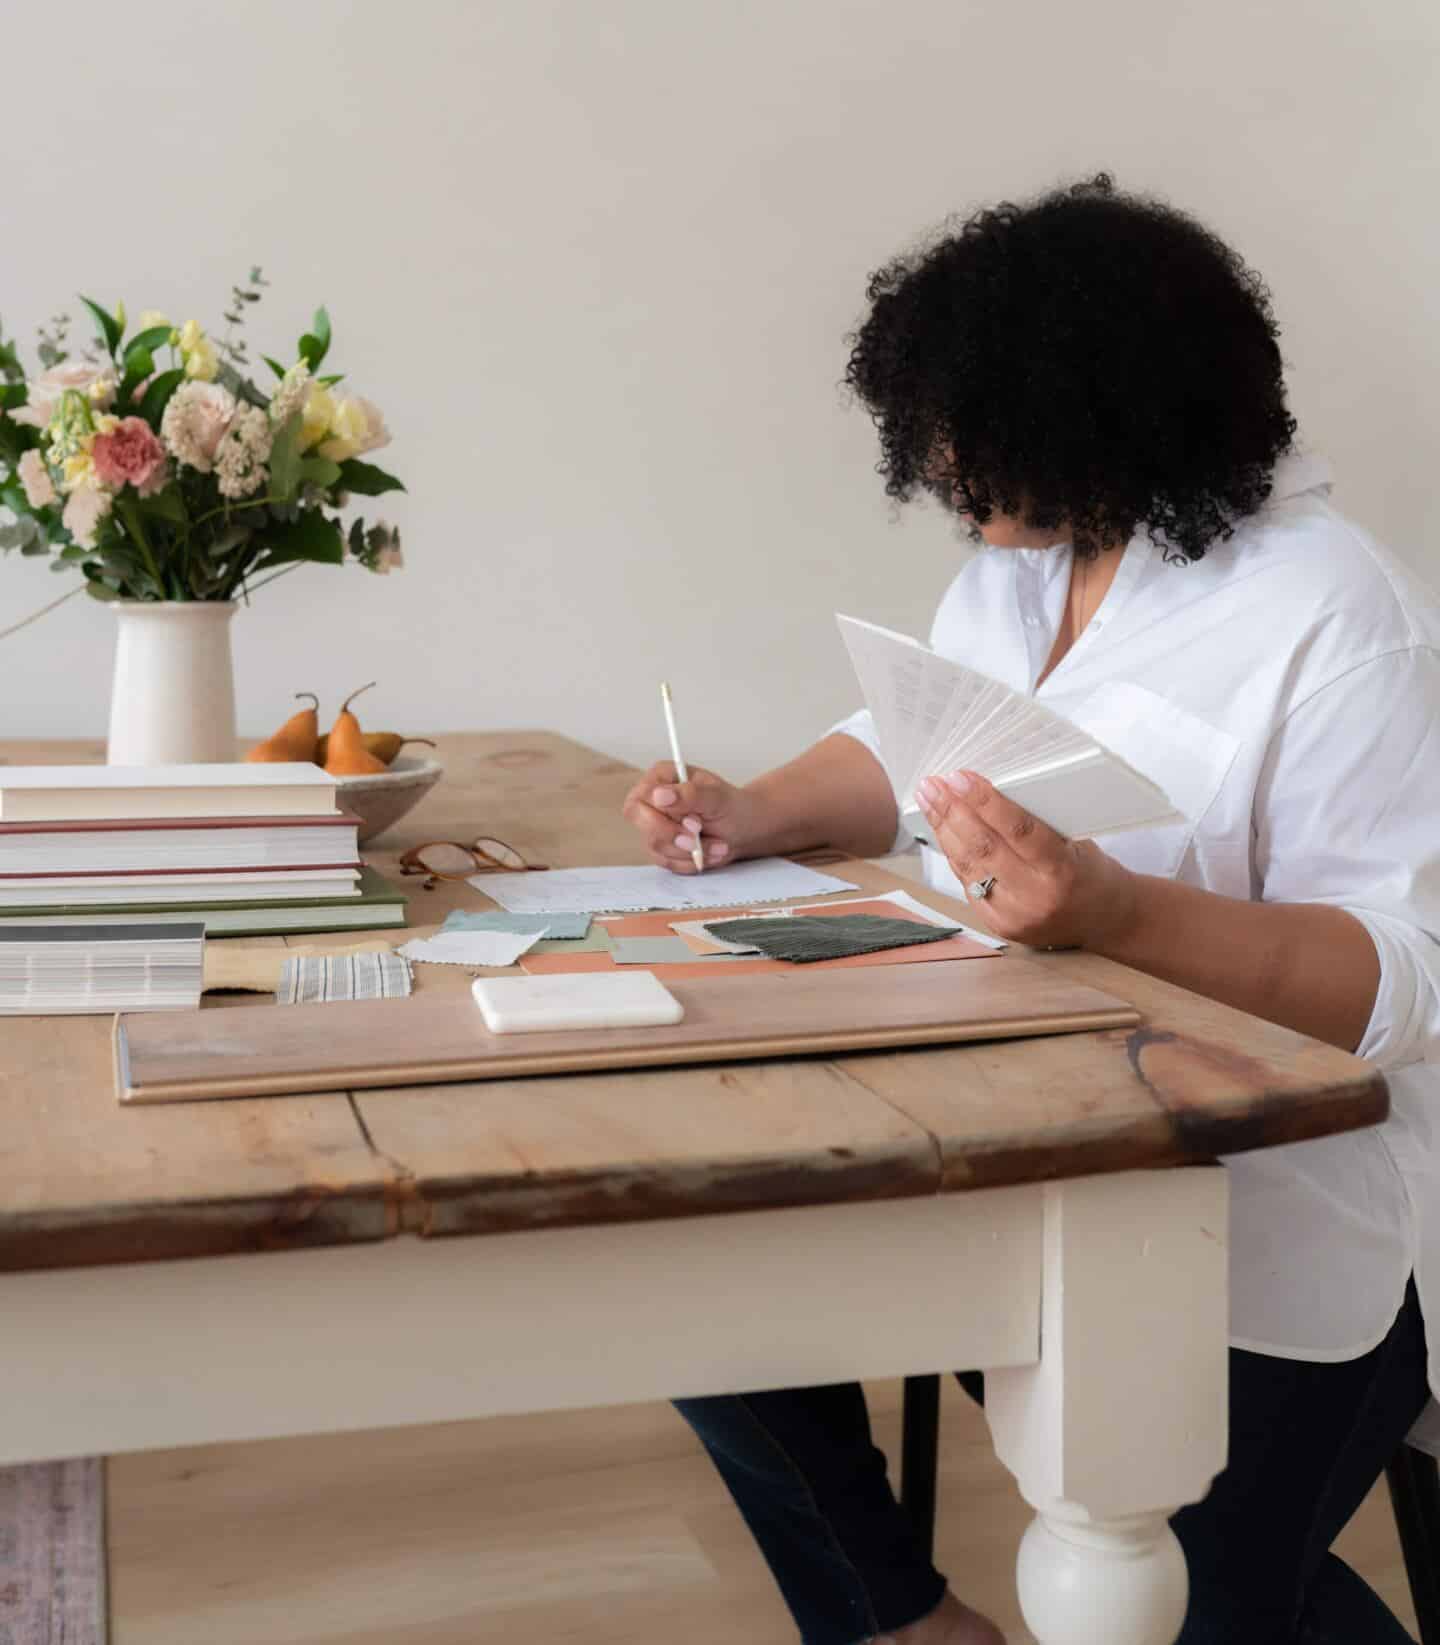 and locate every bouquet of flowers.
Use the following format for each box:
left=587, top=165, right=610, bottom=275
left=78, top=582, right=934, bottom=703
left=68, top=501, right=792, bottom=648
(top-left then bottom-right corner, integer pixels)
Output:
left=0, top=270, right=403, bottom=603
